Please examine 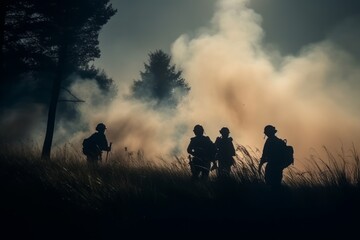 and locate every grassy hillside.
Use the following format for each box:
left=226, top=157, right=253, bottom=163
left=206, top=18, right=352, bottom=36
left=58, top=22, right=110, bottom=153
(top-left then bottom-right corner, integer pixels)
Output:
left=1, top=144, right=359, bottom=239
